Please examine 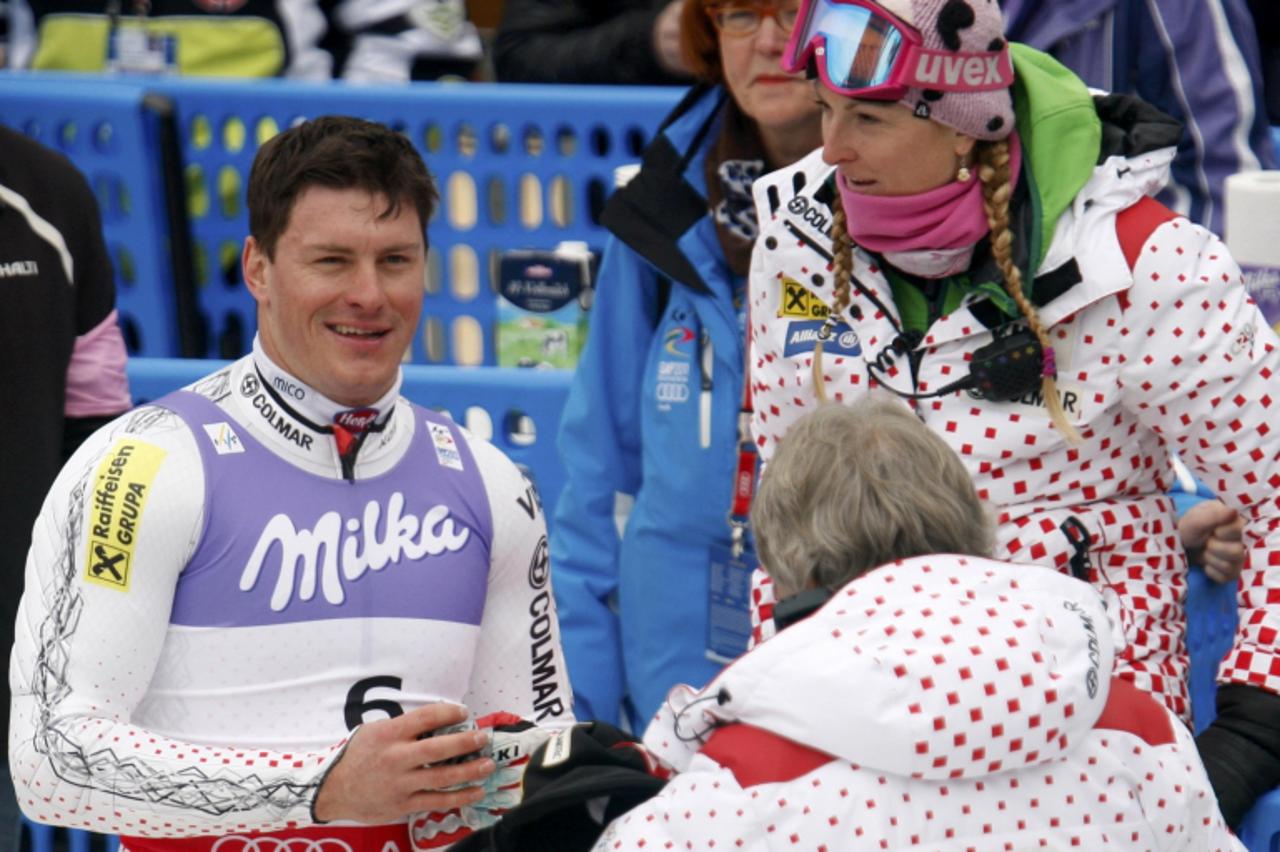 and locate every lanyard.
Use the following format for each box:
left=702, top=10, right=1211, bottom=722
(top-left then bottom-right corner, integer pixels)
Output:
left=727, top=306, right=758, bottom=558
